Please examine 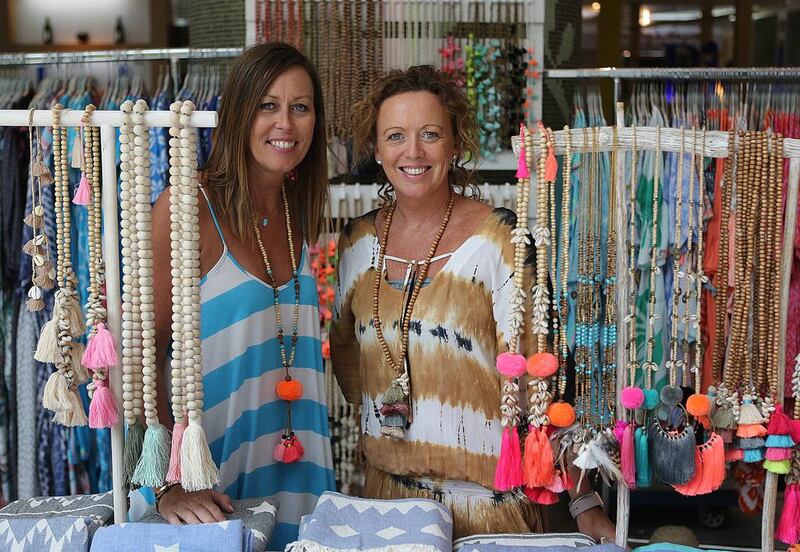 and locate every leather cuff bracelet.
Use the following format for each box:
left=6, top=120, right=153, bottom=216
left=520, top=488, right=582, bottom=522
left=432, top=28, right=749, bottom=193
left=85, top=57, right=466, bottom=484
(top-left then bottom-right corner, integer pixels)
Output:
left=568, top=491, right=604, bottom=519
